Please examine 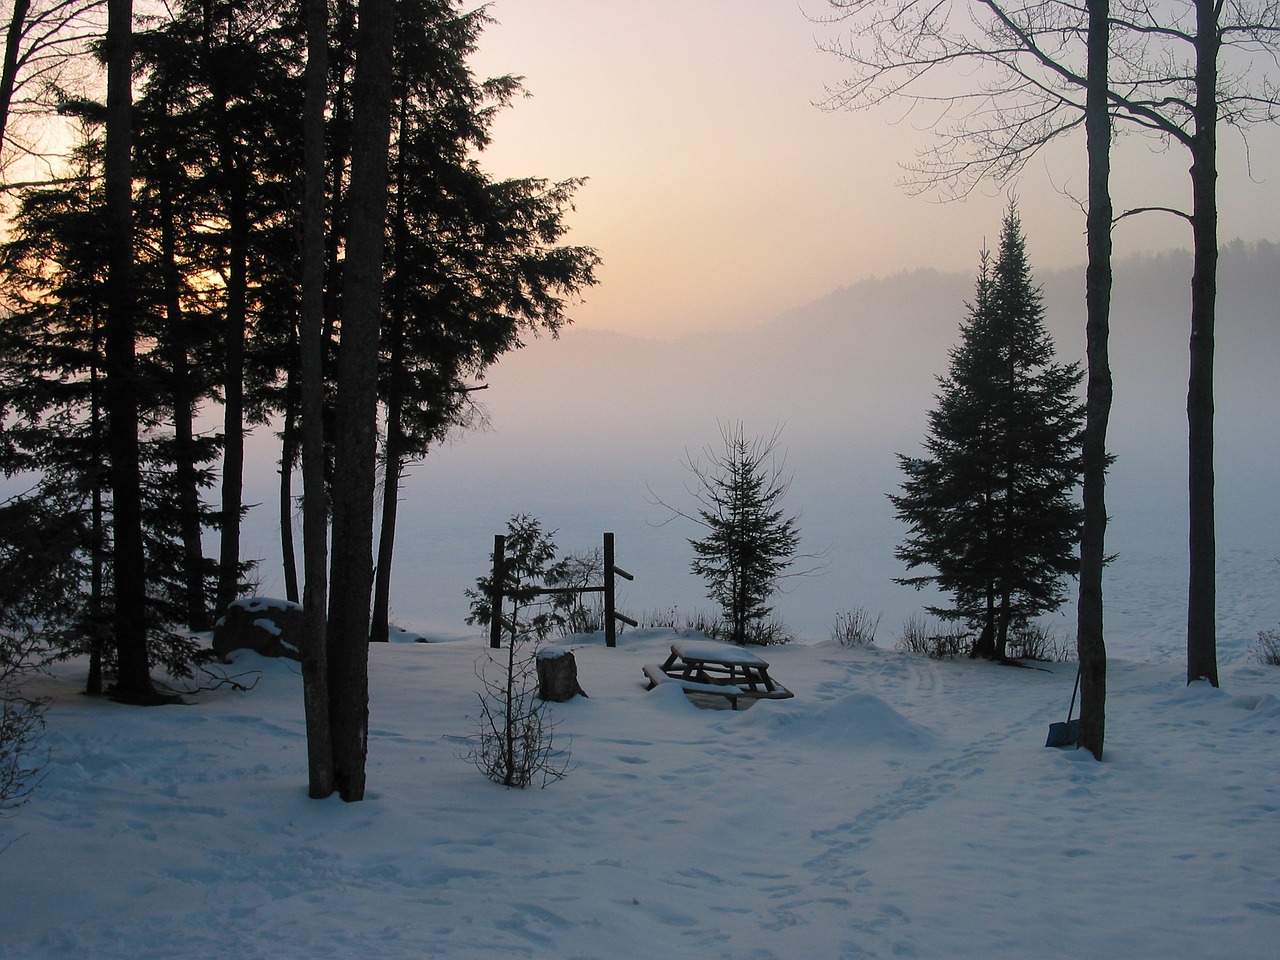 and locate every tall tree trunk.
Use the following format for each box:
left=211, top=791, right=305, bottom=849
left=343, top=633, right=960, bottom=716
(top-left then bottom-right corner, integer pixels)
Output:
left=205, top=3, right=251, bottom=615
left=370, top=94, right=409, bottom=646
left=1077, top=0, right=1113, bottom=760
left=215, top=180, right=248, bottom=614
left=103, top=0, right=156, bottom=703
left=160, top=171, right=210, bottom=631
left=300, top=0, right=334, bottom=800
left=370, top=399, right=401, bottom=644
left=87, top=319, right=105, bottom=695
left=279, top=389, right=300, bottom=604
left=326, top=0, right=395, bottom=802
left=995, top=586, right=1010, bottom=661
left=1186, top=0, right=1219, bottom=687
left=0, top=0, right=30, bottom=162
